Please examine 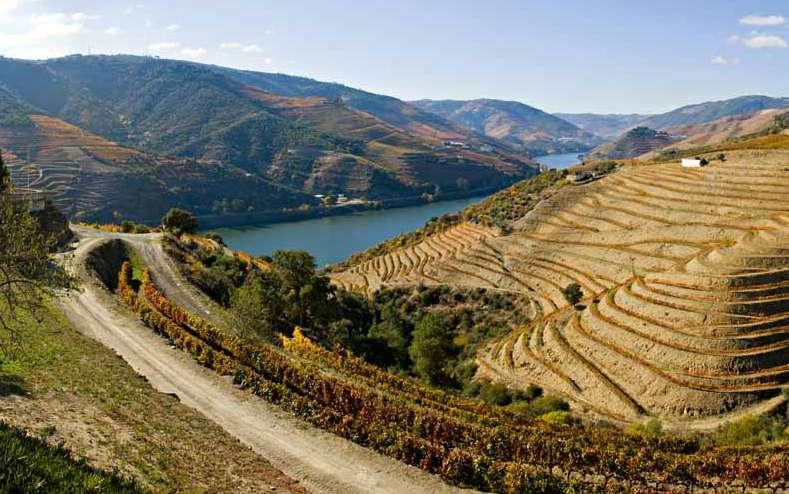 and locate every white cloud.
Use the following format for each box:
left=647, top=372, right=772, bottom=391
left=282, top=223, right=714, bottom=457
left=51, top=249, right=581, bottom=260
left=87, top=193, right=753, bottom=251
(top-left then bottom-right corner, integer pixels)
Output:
left=739, top=14, right=786, bottom=26
left=220, top=42, right=264, bottom=53
left=241, top=43, right=262, bottom=53
left=124, top=3, right=144, bottom=15
left=726, top=35, right=740, bottom=44
left=148, top=41, right=179, bottom=51
left=0, top=0, right=19, bottom=12
left=264, top=57, right=272, bottom=64
left=710, top=55, right=738, bottom=65
left=0, top=8, right=94, bottom=58
left=104, top=26, right=122, bottom=35
left=180, top=46, right=207, bottom=58
left=743, top=34, right=788, bottom=48
left=165, top=23, right=179, bottom=31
